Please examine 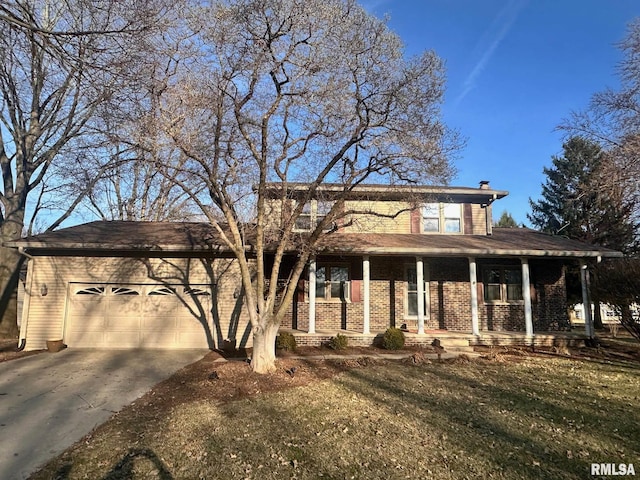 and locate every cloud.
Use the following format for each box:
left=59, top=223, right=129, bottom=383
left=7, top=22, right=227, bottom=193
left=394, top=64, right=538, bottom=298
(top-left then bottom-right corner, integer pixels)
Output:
left=454, top=0, right=528, bottom=106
